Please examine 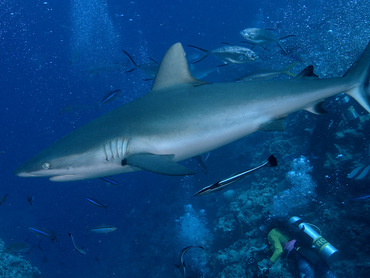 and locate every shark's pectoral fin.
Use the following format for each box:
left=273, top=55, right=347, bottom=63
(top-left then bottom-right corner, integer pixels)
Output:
left=260, top=118, right=286, bottom=131
left=122, top=153, right=196, bottom=176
